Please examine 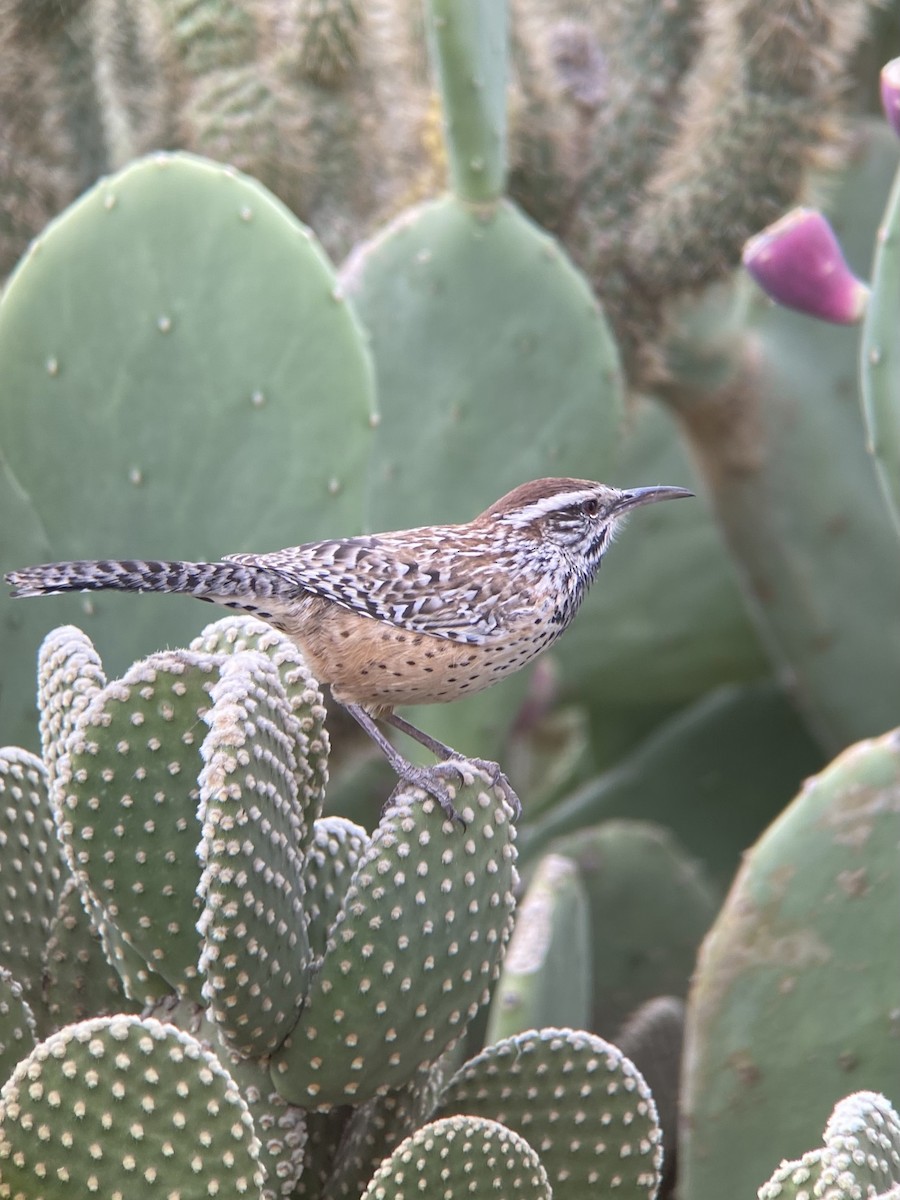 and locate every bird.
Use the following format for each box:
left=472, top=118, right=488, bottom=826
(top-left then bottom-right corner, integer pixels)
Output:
left=6, top=478, right=692, bottom=821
